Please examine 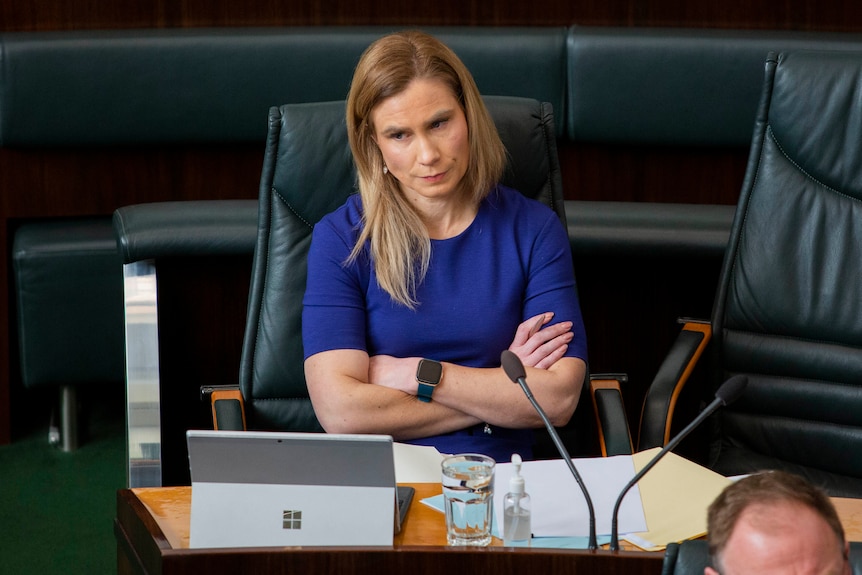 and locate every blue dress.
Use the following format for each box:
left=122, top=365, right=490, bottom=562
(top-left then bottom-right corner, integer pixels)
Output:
left=302, top=185, right=587, bottom=461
